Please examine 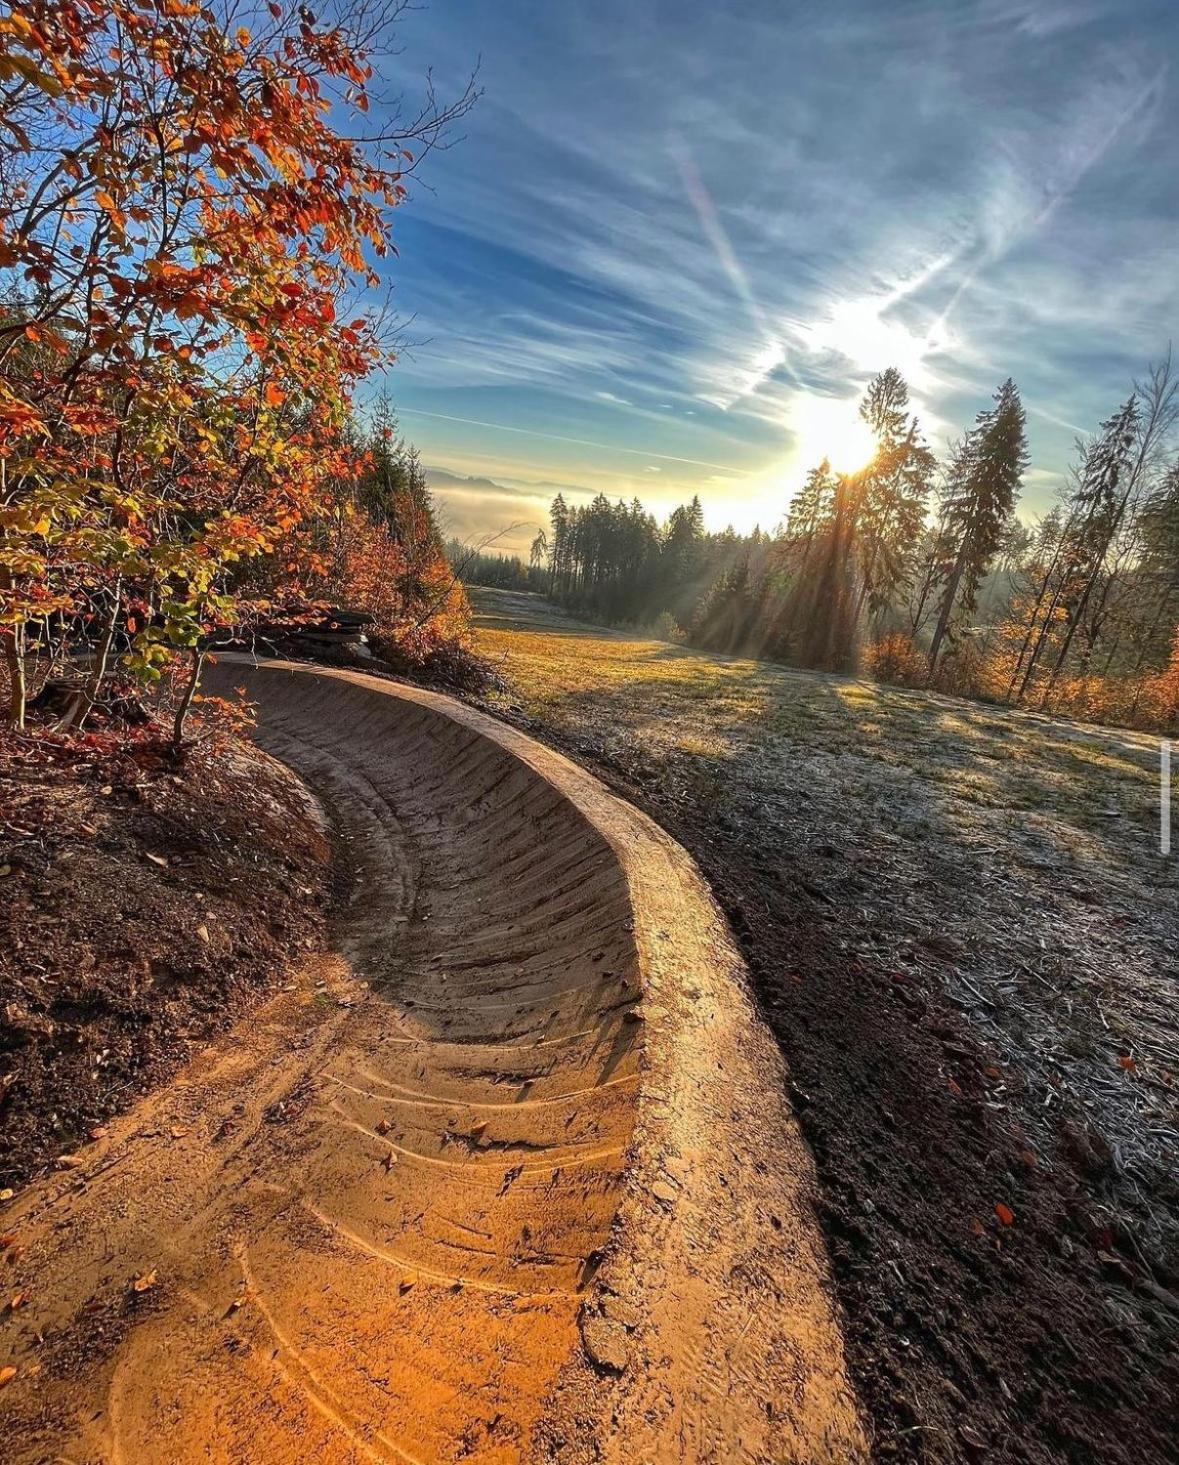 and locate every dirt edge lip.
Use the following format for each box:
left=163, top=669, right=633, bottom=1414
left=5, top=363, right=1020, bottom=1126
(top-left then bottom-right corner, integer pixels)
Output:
left=217, top=656, right=870, bottom=1463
